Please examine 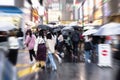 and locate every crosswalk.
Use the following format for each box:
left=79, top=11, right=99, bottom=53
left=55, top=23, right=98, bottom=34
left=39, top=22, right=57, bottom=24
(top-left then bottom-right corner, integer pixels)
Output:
left=16, top=61, right=45, bottom=78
